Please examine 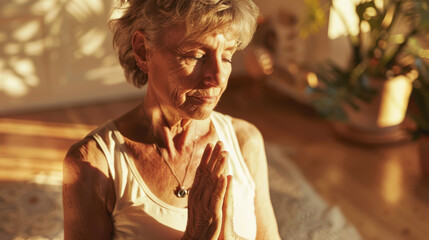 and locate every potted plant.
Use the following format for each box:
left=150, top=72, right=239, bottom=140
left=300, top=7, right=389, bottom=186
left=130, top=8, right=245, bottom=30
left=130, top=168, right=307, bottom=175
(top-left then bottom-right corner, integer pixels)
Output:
left=309, top=0, right=429, bottom=140
left=409, top=57, right=429, bottom=175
